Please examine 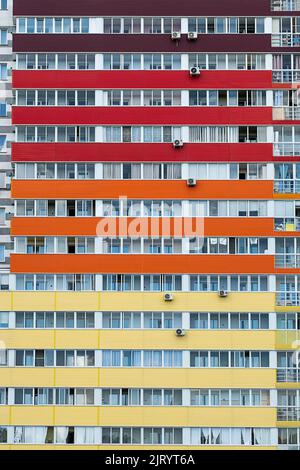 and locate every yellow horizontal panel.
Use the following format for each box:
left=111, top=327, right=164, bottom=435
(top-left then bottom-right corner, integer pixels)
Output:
left=0, top=330, right=275, bottom=350
left=55, top=331, right=100, bottom=349
left=10, top=407, right=54, bottom=425
left=0, top=292, right=13, bottom=310
left=0, top=407, right=10, bottom=424
left=3, top=407, right=276, bottom=428
left=0, top=368, right=276, bottom=389
left=277, top=422, right=300, bottom=428
left=99, top=369, right=276, bottom=389
left=55, top=369, right=99, bottom=387
left=276, top=306, right=300, bottom=313
left=0, top=331, right=56, bottom=349
left=11, top=293, right=57, bottom=311
left=8, top=407, right=99, bottom=426
left=0, top=369, right=56, bottom=387
left=100, top=293, right=275, bottom=312
left=99, top=330, right=275, bottom=350
left=0, top=292, right=101, bottom=312
left=1, top=445, right=277, bottom=451
left=0, top=292, right=275, bottom=312
left=276, top=331, right=300, bottom=350
left=276, top=383, right=300, bottom=390
left=99, top=407, right=277, bottom=427
left=0, top=331, right=100, bottom=349
left=55, top=293, right=100, bottom=311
